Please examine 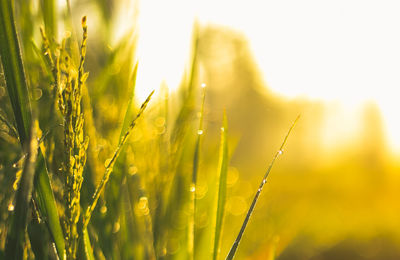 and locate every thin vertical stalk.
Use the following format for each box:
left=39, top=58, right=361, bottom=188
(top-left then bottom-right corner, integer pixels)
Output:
left=83, top=90, right=154, bottom=228
left=188, top=84, right=206, bottom=259
left=212, top=112, right=229, bottom=260
left=225, top=115, right=300, bottom=260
